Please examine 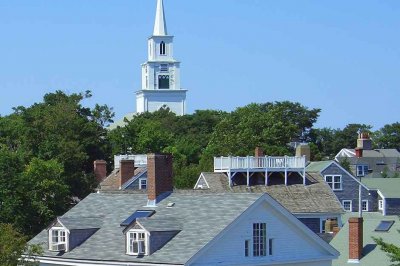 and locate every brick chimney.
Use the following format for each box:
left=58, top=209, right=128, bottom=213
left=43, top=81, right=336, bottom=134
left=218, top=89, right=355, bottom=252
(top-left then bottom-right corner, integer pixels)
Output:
left=357, top=132, right=372, bottom=150
left=147, top=154, right=173, bottom=205
left=119, top=159, right=135, bottom=188
left=355, top=147, right=363, bottom=158
left=94, top=160, right=107, bottom=182
left=255, top=147, right=264, bottom=157
left=348, top=217, right=363, bottom=263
